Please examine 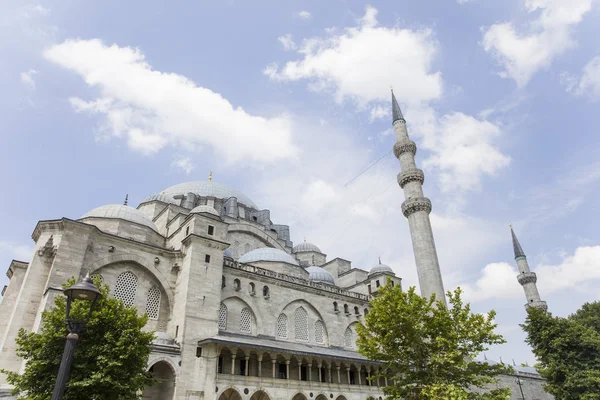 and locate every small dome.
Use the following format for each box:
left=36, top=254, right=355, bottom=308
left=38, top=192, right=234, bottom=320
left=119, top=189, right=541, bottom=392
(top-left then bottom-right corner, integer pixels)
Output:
left=190, top=205, right=220, bottom=217
left=369, top=259, right=394, bottom=276
left=293, top=241, right=322, bottom=254
left=306, top=266, right=335, bottom=284
left=80, top=204, right=158, bottom=231
left=239, top=247, right=299, bottom=266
